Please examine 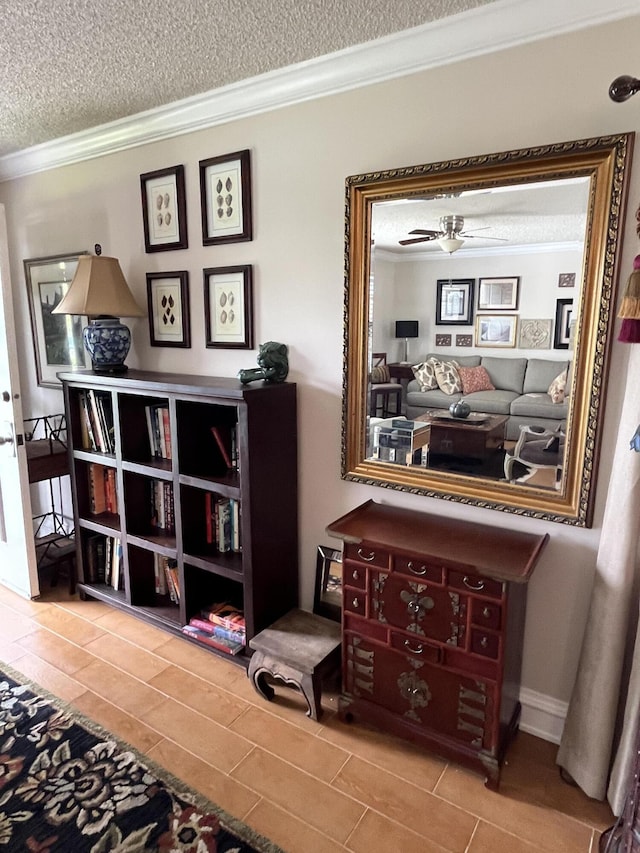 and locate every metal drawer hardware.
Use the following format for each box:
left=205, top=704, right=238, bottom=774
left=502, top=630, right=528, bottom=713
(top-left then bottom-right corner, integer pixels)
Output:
left=463, top=576, right=485, bottom=591
left=352, top=597, right=360, bottom=609
left=404, top=639, right=424, bottom=654
left=482, top=607, right=491, bottom=618
left=480, top=636, right=488, bottom=648
left=357, top=548, right=376, bottom=562
left=351, top=569, right=360, bottom=581
left=407, top=561, right=427, bottom=576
